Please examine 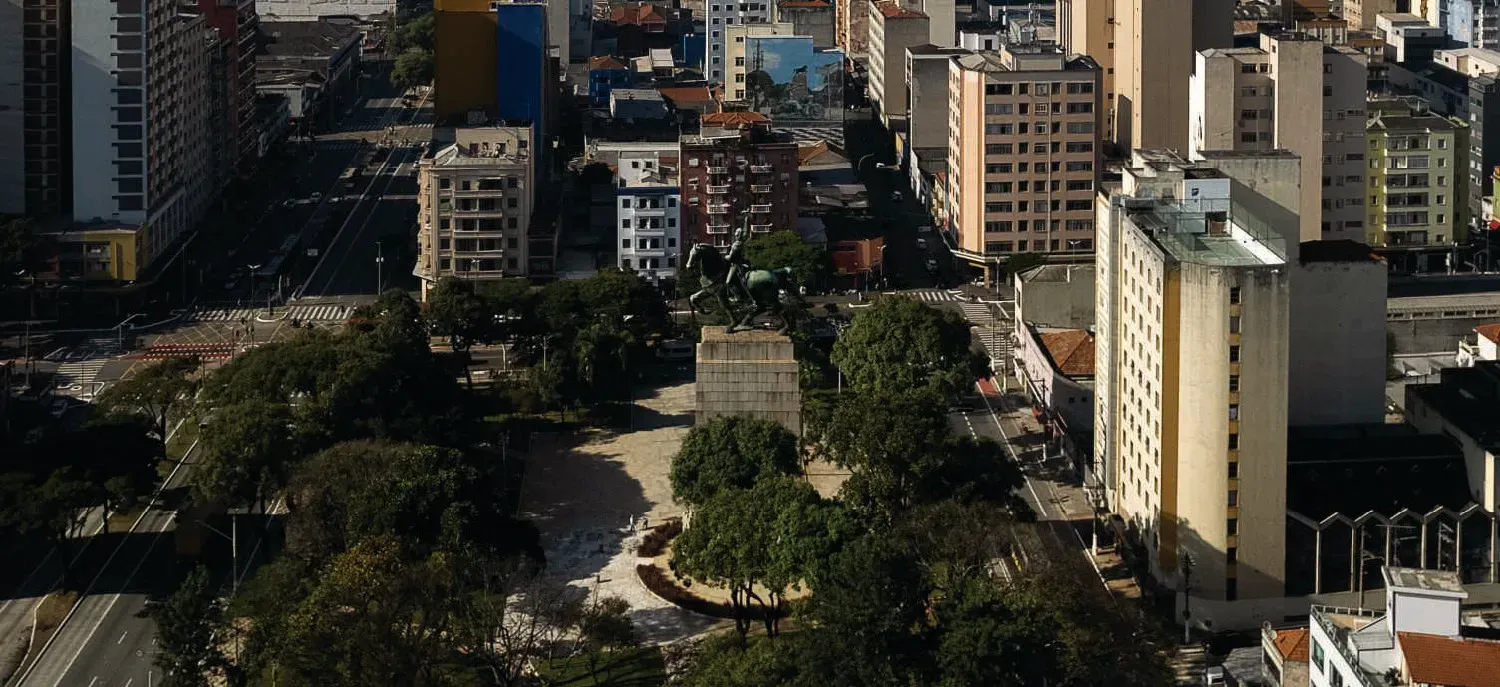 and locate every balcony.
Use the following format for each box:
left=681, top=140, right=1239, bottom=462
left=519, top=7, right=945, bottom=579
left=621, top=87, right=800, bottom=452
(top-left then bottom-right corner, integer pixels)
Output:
left=707, top=222, right=732, bottom=235
left=749, top=203, right=772, bottom=213
left=750, top=184, right=773, bottom=193
left=750, top=223, right=772, bottom=232
left=750, top=164, right=773, bottom=173
left=707, top=165, right=729, bottom=175
left=631, top=205, right=667, bottom=216
left=707, top=184, right=730, bottom=194
left=707, top=204, right=731, bottom=214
